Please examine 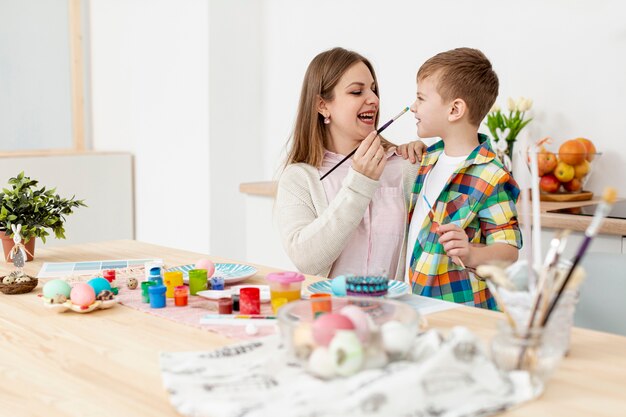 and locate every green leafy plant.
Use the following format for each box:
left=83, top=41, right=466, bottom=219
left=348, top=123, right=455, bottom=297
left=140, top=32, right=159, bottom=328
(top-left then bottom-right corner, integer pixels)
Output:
left=0, top=172, right=86, bottom=243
